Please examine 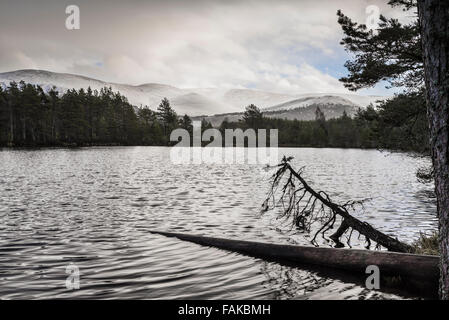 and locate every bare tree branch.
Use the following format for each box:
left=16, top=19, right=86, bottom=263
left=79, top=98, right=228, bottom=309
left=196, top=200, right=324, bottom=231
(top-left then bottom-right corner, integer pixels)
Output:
left=264, top=156, right=412, bottom=253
